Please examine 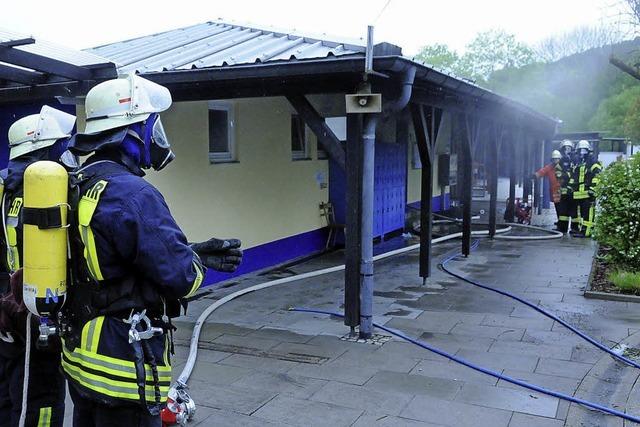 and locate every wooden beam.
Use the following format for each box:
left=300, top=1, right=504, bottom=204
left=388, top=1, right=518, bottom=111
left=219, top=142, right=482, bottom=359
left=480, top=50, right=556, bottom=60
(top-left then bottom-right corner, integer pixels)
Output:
left=0, top=63, right=45, bottom=85
left=0, top=37, right=35, bottom=48
left=286, top=94, right=346, bottom=169
left=0, top=45, right=92, bottom=80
